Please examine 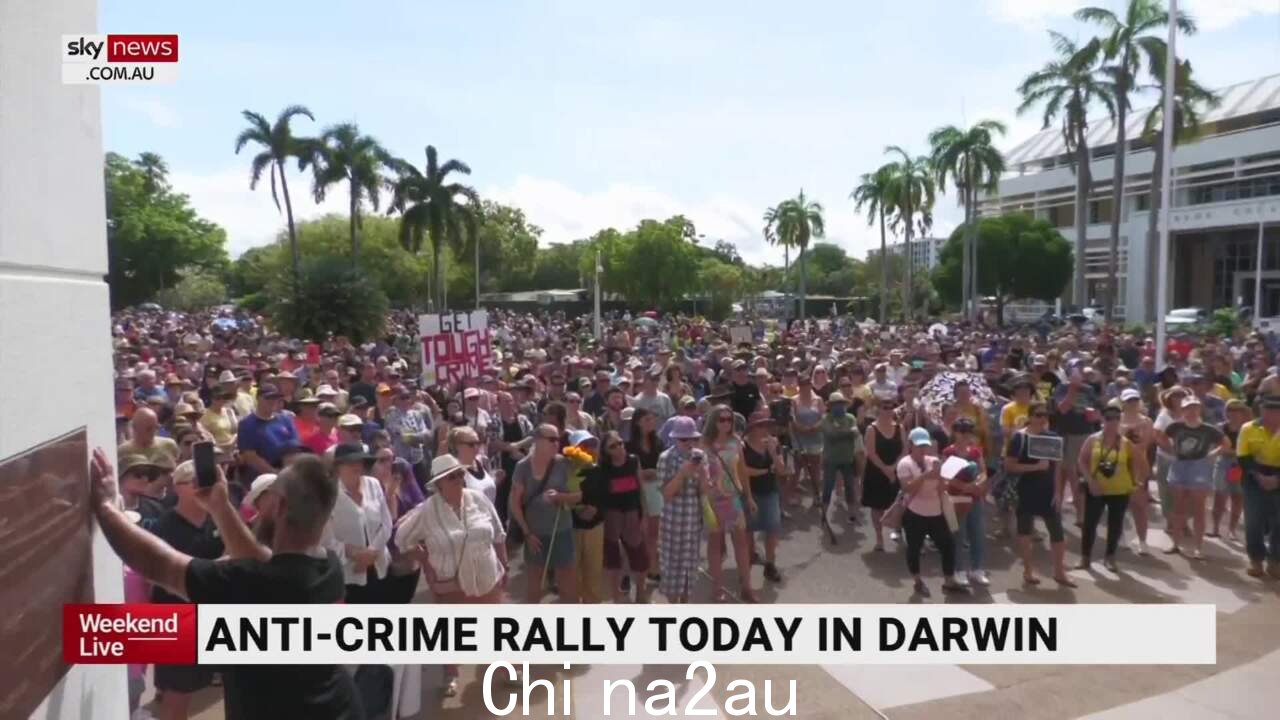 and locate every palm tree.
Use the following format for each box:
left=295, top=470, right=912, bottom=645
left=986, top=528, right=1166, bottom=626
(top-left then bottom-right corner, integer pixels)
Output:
left=883, top=147, right=936, bottom=321
left=1140, top=55, right=1219, bottom=319
left=929, top=120, right=1008, bottom=321
left=234, top=105, right=316, bottom=283
left=134, top=152, right=169, bottom=196
left=762, top=204, right=794, bottom=312
left=763, top=191, right=825, bottom=320
left=850, top=165, right=897, bottom=324
left=1017, top=31, right=1116, bottom=310
left=309, top=123, right=391, bottom=263
left=386, top=145, right=479, bottom=311
left=1076, top=0, right=1196, bottom=321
